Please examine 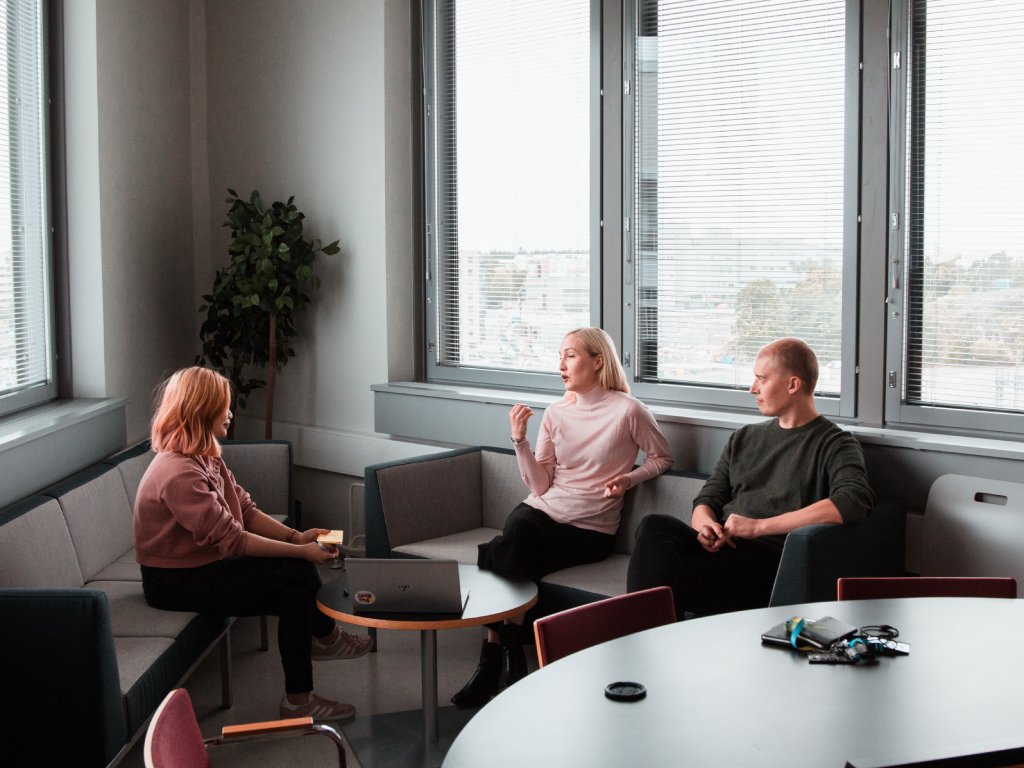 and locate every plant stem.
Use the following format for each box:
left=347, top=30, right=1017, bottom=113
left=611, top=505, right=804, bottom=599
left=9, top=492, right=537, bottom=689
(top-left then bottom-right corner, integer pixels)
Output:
left=265, top=313, right=277, bottom=439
